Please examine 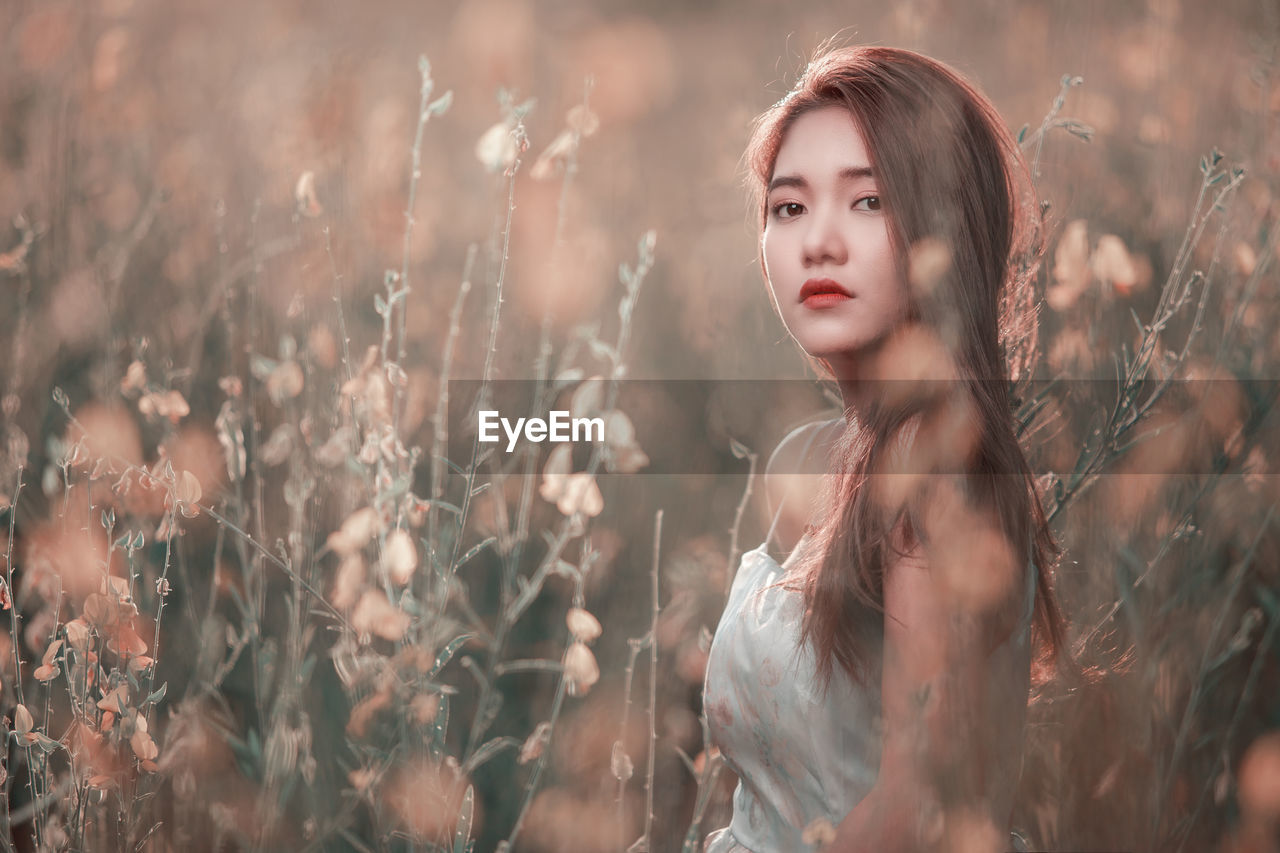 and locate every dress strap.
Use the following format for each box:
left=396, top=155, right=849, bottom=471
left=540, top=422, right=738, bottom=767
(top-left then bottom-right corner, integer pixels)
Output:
left=763, top=421, right=828, bottom=553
